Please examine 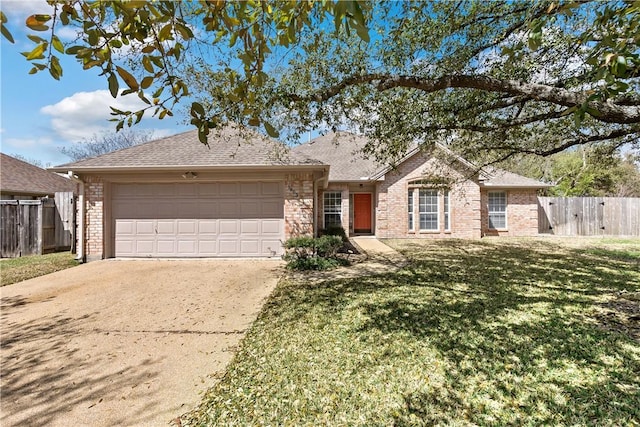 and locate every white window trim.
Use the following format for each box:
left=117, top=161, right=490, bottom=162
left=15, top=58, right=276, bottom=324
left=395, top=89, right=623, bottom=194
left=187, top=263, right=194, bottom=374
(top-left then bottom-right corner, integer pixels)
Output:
left=488, top=191, right=508, bottom=230
left=323, top=191, right=342, bottom=229
left=444, top=190, right=450, bottom=231
left=408, top=184, right=454, bottom=233
left=408, top=189, right=415, bottom=232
